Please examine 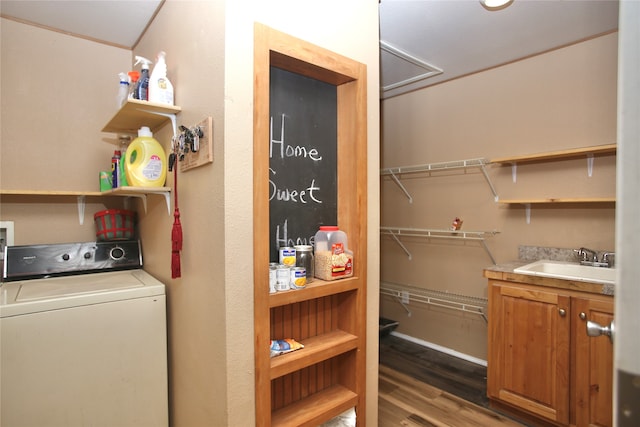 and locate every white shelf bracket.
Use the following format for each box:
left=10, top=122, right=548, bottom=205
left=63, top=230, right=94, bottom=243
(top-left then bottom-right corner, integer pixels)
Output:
left=525, top=203, right=531, bottom=224
left=162, top=192, right=171, bottom=215
left=388, top=170, right=413, bottom=203
left=124, top=192, right=170, bottom=216
left=479, top=164, right=499, bottom=201
left=511, top=163, right=518, bottom=183
left=587, top=154, right=594, bottom=177
left=480, top=239, right=497, bottom=265
left=76, top=195, right=86, bottom=225
left=389, top=230, right=413, bottom=260
left=135, top=109, right=178, bottom=138
left=393, top=295, right=412, bottom=317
